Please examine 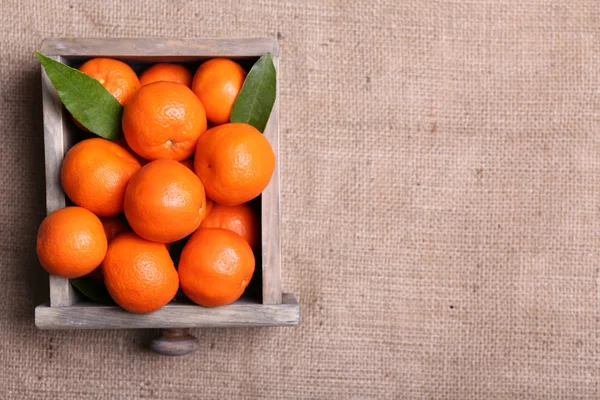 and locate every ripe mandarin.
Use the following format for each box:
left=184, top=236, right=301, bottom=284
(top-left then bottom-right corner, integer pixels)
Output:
left=36, top=207, right=107, bottom=278
left=194, top=123, right=275, bottom=206
left=103, top=232, right=178, bottom=313
left=78, top=57, right=140, bottom=105
left=191, top=58, right=246, bottom=125
left=61, top=138, right=141, bottom=217
left=139, top=63, right=192, bottom=87
left=122, top=81, right=207, bottom=161
left=200, top=202, right=259, bottom=249
left=178, top=228, right=255, bottom=307
left=124, top=159, right=206, bottom=243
